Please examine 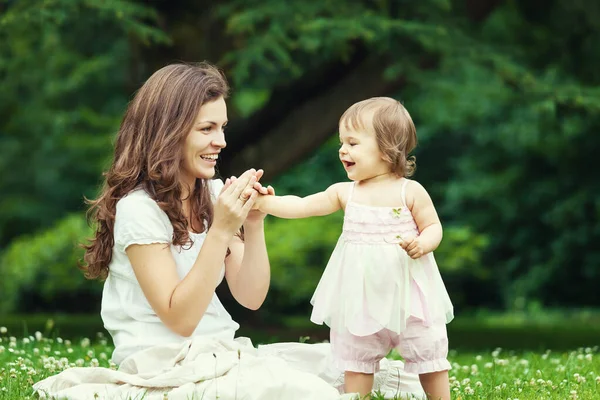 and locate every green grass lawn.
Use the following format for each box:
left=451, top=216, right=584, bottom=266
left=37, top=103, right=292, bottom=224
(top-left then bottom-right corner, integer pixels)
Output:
left=1, top=326, right=599, bottom=399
